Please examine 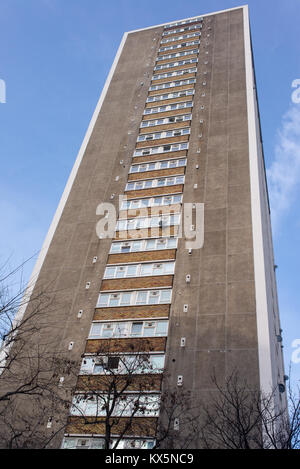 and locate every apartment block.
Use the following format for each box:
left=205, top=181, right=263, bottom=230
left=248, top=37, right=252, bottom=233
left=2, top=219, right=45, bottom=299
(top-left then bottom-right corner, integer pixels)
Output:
left=3, top=6, right=286, bottom=449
